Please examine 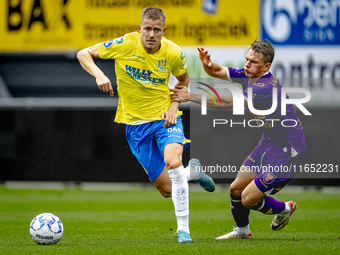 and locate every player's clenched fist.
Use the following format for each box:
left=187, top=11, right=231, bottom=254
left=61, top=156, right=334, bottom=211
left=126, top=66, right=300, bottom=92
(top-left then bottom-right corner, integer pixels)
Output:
left=96, top=75, right=114, bottom=97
